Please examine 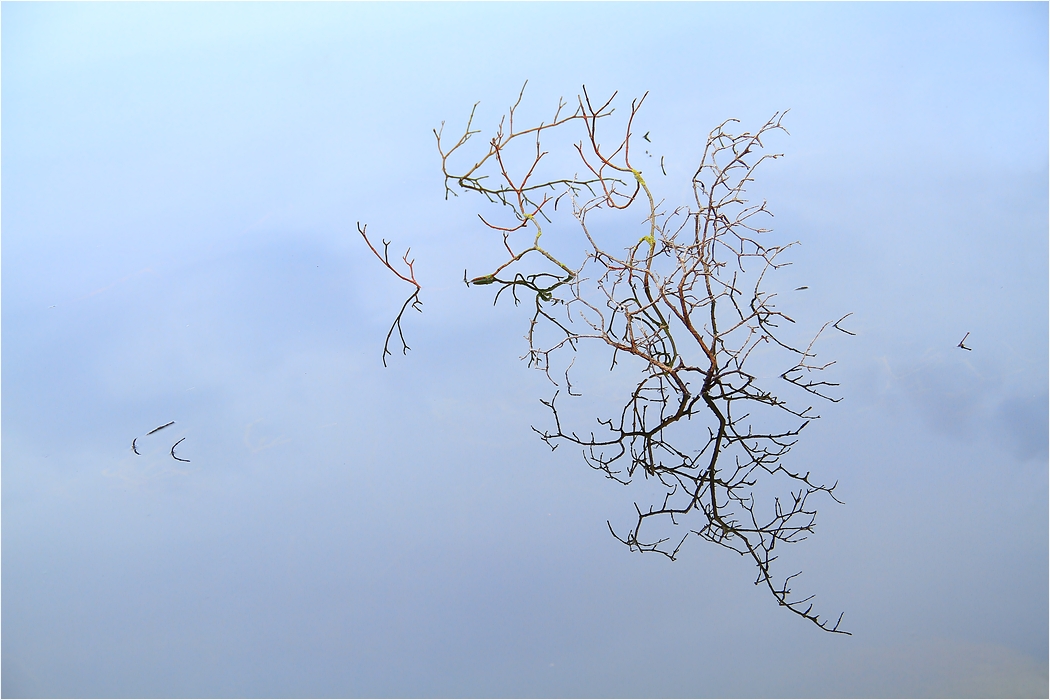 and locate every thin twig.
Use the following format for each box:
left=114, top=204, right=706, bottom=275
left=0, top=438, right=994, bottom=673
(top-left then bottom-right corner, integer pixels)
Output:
left=358, top=222, right=423, bottom=366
